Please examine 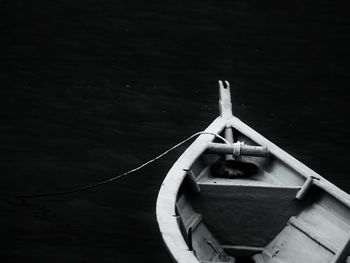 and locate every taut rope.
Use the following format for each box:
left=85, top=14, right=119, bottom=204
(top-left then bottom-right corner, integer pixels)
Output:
left=17, top=131, right=229, bottom=198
